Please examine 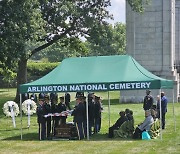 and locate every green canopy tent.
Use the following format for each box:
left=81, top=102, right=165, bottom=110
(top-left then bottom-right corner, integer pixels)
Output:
left=19, top=55, right=174, bottom=140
